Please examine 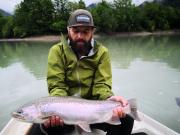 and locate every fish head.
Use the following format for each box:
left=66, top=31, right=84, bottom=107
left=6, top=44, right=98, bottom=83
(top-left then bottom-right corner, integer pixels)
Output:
left=12, top=104, right=43, bottom=123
